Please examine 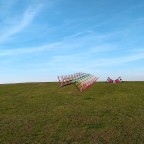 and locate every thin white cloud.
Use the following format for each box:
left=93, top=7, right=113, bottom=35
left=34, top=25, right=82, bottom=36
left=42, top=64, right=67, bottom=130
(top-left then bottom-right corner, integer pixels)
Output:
left=0, top=2, right=43, bottom=43
left=0, top=31, right=121, bottom=57
left=0, top=42, right=61, bottom=56
left=88, top=52, right=144, bottom=68
left=0, top=28, right=131, bottom=57
left=44, top=49, right=144, bottom=71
